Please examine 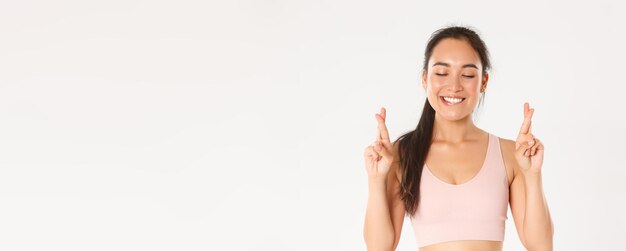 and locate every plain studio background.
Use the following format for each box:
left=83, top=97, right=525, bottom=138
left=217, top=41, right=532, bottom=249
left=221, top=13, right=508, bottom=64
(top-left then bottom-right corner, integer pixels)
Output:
left=0, top=0, right=625, bottom=250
